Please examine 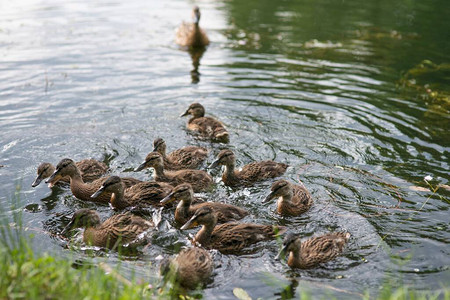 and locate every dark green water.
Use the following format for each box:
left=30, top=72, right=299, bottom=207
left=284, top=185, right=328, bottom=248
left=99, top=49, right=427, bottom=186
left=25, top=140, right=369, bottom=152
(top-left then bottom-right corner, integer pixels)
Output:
left=0, top=0, right=449, bottom=298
